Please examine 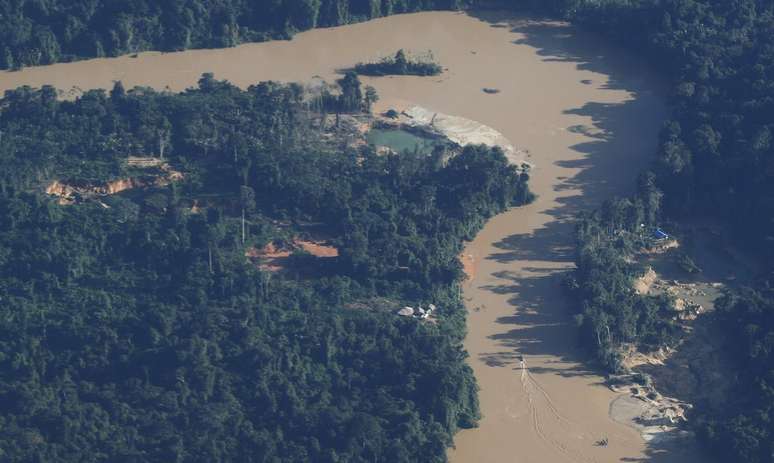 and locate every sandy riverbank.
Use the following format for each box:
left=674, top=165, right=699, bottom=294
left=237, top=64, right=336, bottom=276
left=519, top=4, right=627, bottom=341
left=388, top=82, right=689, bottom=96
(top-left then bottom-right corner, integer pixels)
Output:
left=1, top=10, right=696, bottom=462
left=380, top=104, right=529, bottom=165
